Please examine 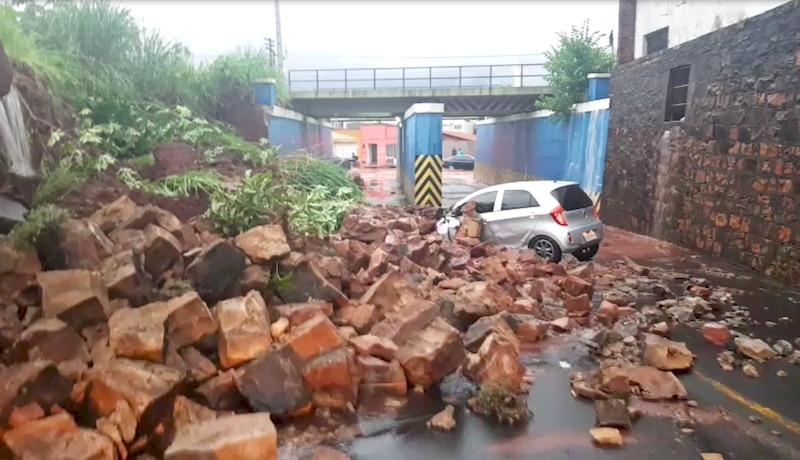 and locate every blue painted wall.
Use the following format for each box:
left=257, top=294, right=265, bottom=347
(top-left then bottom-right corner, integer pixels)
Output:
left=475, top=100, right=609, bottom=203
left=268, top=115, right=333, bottom=156
left=400, top=111, right=442, bottom=202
